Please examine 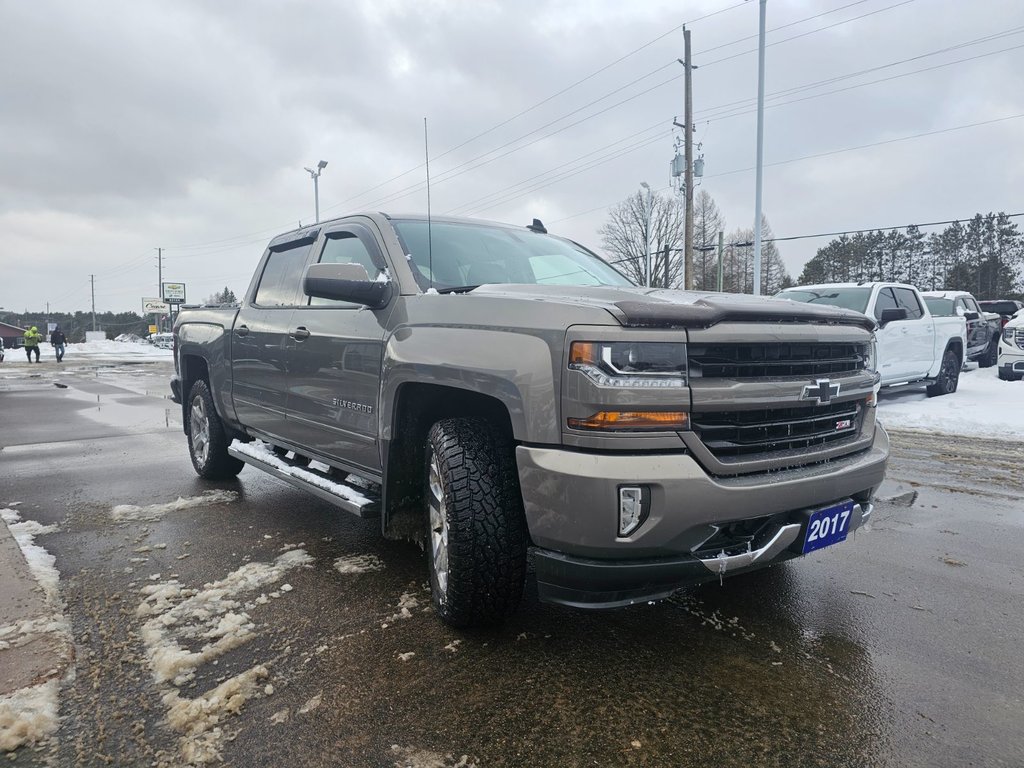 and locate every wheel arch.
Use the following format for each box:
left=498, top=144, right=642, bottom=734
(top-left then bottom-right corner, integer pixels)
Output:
left=381, top=382, right=518, bottom=542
